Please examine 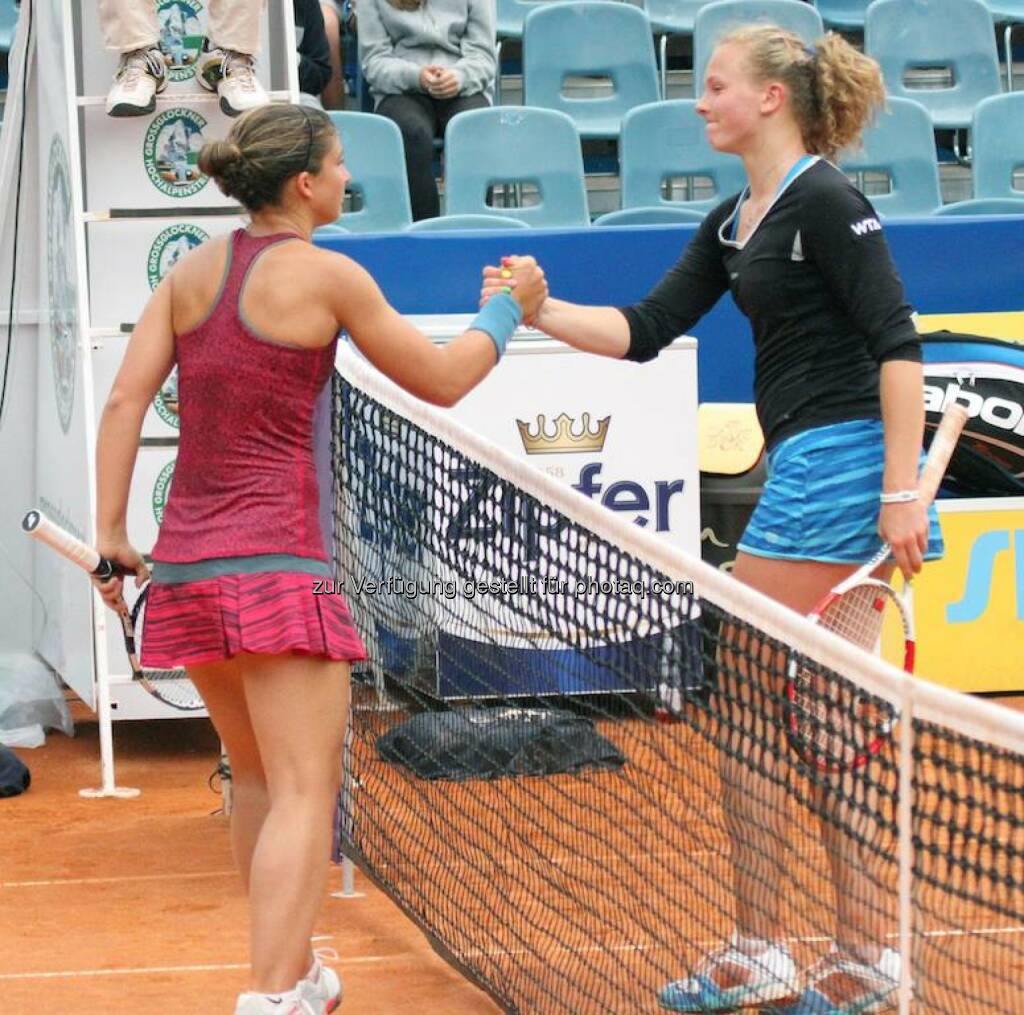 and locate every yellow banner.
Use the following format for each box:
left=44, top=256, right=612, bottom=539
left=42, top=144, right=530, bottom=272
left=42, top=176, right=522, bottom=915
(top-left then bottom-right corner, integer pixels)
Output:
left=907, top=500, right=1024, bottom=692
